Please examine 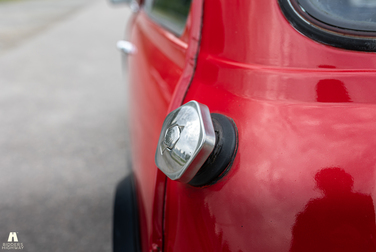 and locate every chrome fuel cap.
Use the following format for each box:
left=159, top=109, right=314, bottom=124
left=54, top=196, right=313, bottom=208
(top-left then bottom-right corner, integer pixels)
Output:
left=155, top=101, right=216, bottom=183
